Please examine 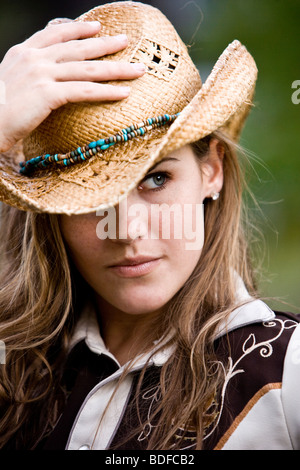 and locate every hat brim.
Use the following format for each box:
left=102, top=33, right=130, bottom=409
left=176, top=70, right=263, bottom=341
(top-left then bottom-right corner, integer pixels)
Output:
left=0, top=40, right=257, bottom=214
